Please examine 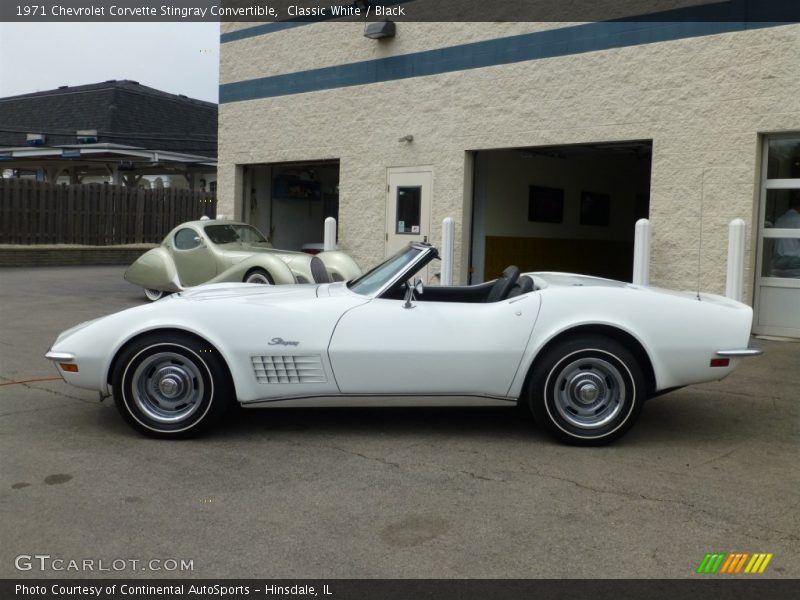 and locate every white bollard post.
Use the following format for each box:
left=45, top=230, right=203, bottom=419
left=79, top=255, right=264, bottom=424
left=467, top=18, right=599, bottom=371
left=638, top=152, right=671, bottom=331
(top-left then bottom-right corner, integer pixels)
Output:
left=441, top=217, right=455, bottom=286
left=632, top=218, right=651, bottom=286
left=323, top=217, right=337, bottom=251
left=726, top=218, right=746, bottom=302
